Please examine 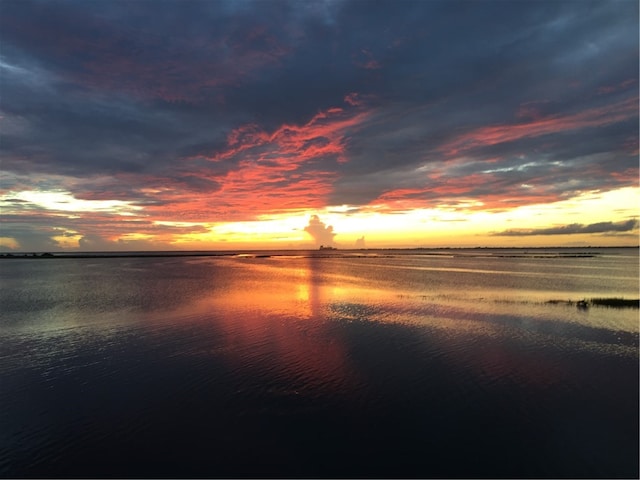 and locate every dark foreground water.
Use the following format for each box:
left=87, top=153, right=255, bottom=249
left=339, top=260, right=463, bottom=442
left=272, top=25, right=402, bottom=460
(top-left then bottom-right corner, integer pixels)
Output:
left=1, top=248, right=638, bottom=478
